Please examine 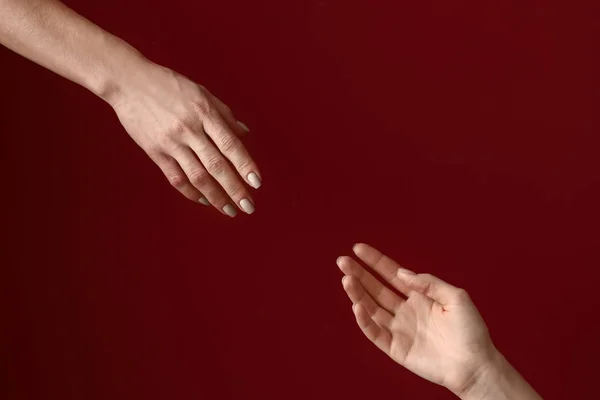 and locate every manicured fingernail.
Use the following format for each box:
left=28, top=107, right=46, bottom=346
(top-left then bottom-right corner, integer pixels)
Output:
left=237, top=121, right=250, bottom=132
left=247, top=172, right=262, bottom=189
left=199, top=197, right=210, bottom=206
left=223, top=204, right=237, bottom=217
left=240, top=198, right=255, bottom=214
